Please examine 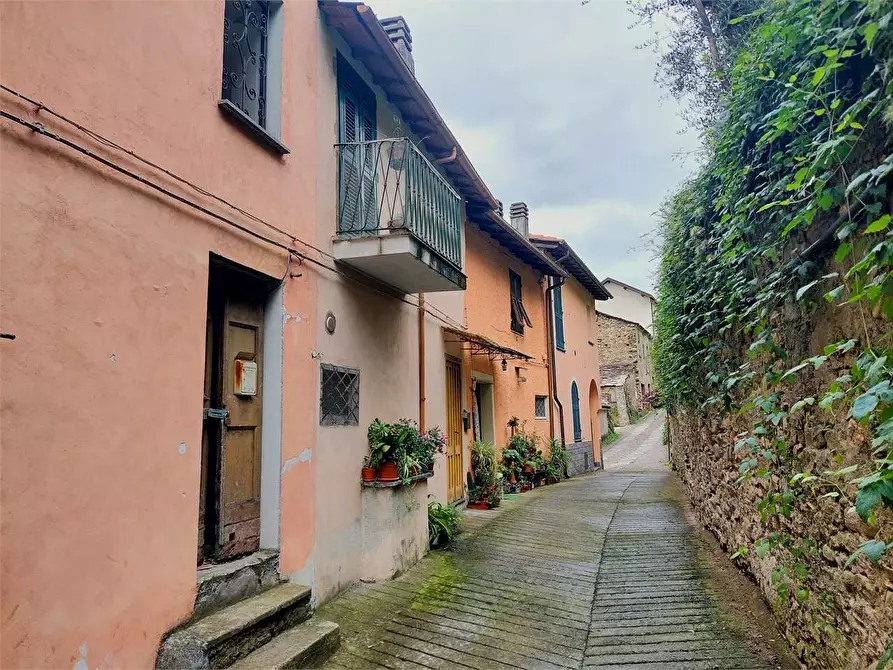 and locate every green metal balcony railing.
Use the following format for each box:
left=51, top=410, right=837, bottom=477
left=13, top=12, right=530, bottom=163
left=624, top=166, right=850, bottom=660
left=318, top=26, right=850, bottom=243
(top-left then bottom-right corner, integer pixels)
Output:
left=336, top=138, right=463, bottom=270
